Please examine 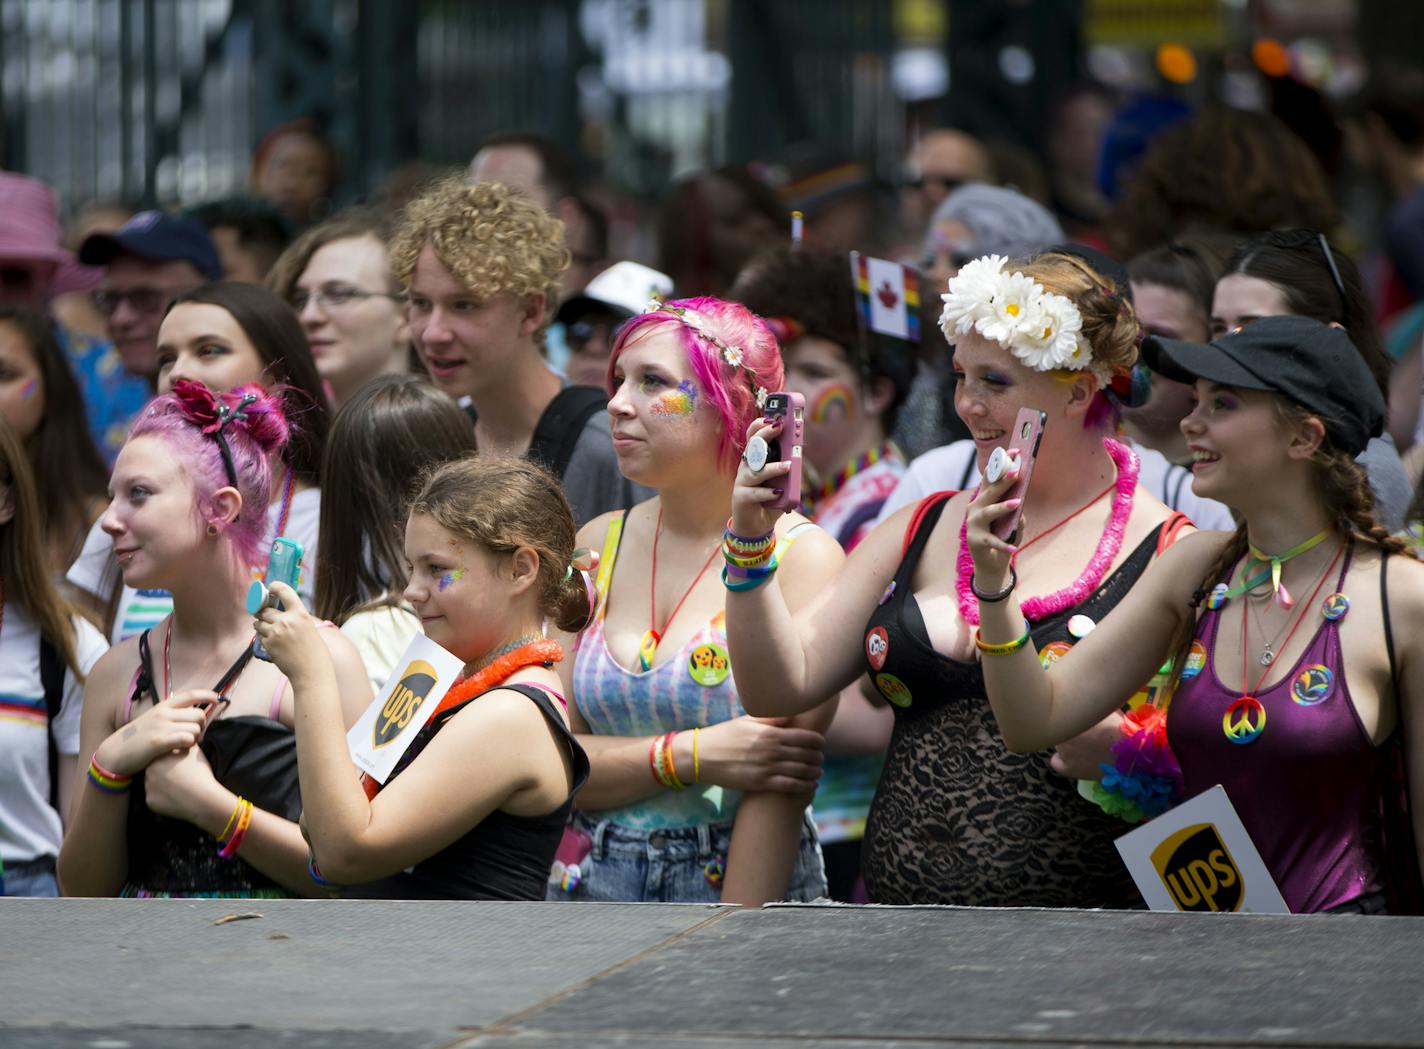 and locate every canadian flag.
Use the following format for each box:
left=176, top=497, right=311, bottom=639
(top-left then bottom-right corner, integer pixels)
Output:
left=851, top=252, right=920, bottom=342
